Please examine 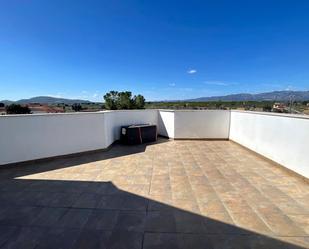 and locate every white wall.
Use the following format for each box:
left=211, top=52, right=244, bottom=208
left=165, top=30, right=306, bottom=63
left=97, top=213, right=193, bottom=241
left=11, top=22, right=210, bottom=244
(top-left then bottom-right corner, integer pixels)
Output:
left=0, top=110, right=229, bottom=165
left=158, top=111, right=175, bottom=138
left=1, top=110, right=308, bottom=179
left=230, top=111, right=309, bottom=178
left=174, top=110, right=230, bottom=139
left=0, top=110, right=159, bottom=165
left=0, top=113, right=106, bottom=165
